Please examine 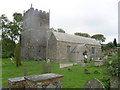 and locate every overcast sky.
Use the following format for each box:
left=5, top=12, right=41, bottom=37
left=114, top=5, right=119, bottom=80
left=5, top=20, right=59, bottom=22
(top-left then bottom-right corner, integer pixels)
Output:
left=0, top=0, right=119, bottom=43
